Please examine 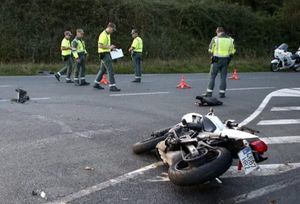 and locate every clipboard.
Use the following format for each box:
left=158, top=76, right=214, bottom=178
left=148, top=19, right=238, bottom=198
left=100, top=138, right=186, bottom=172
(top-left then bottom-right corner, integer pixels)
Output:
left=110, top=49, right=124, bottom=60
